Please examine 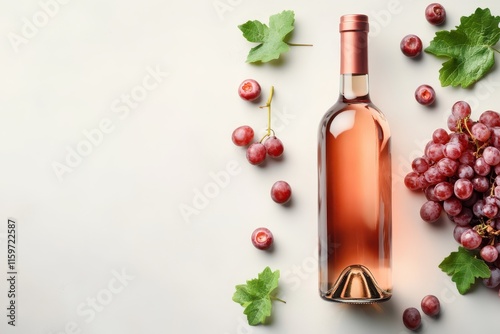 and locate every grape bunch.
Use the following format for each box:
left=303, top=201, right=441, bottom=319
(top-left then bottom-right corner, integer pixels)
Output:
left=404, top=101, right=500, bottom=291
left=232, top=84, right=285, bottom=166
left=232, top=79, right=292, bottom=209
